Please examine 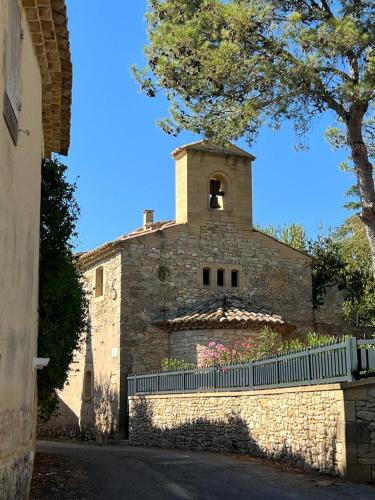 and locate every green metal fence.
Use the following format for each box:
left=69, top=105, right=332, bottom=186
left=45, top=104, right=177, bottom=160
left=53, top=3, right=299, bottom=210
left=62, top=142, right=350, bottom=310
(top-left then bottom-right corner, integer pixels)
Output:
left=127, top=337, right=375, bottom=396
